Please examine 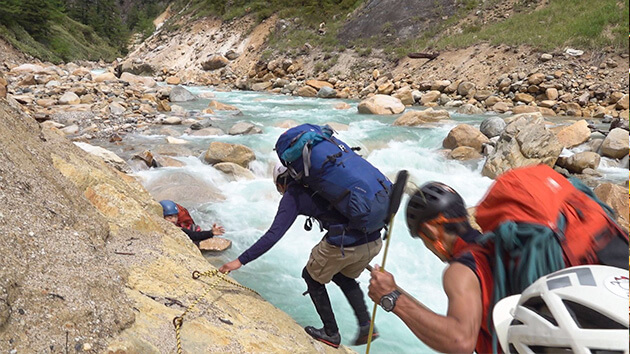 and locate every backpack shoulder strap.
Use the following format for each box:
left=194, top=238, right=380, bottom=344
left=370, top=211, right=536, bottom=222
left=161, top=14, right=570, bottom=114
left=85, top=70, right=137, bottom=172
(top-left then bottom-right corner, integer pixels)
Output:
left=568, top=176, right=616, bottom=218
